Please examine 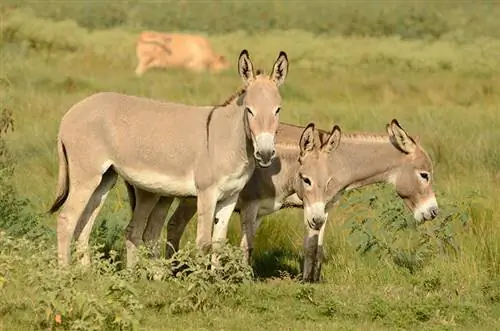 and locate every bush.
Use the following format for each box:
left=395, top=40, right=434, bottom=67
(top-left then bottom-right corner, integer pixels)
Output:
left=0, top=102, right=52, bottom=239
left=344, top=184, right=466, bottom=274
left=0, top=235, right=253, bottom=329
